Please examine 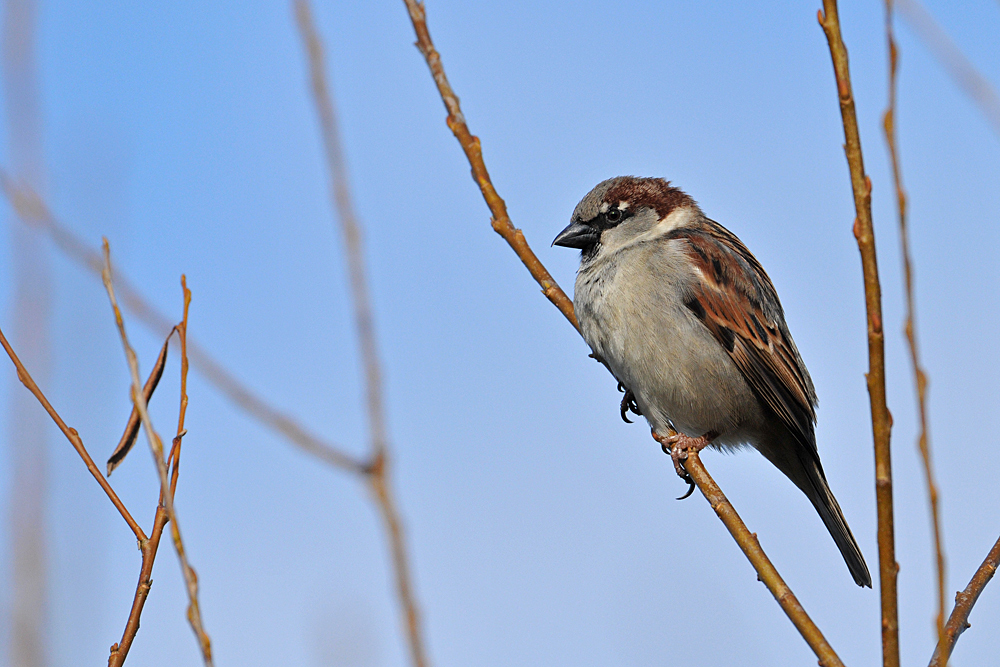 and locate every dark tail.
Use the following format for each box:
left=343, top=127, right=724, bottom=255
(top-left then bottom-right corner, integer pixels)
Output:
left=760, top=440, right=872, bottom=588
